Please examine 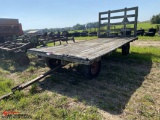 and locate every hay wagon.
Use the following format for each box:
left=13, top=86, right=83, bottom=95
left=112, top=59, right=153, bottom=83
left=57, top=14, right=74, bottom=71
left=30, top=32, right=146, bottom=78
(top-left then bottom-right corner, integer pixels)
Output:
left=28, top=7, right=138, bottom=79
left=0, top=6, right=139, bottom=100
